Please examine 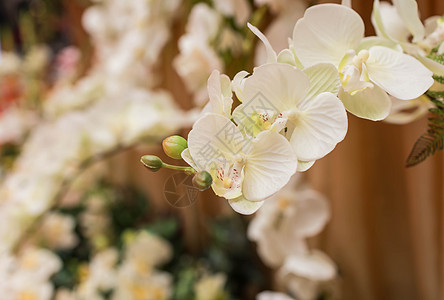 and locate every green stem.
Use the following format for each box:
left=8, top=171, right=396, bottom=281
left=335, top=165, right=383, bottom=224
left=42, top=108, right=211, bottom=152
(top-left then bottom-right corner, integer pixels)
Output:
left=162, top=163, right=195, bottom=173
